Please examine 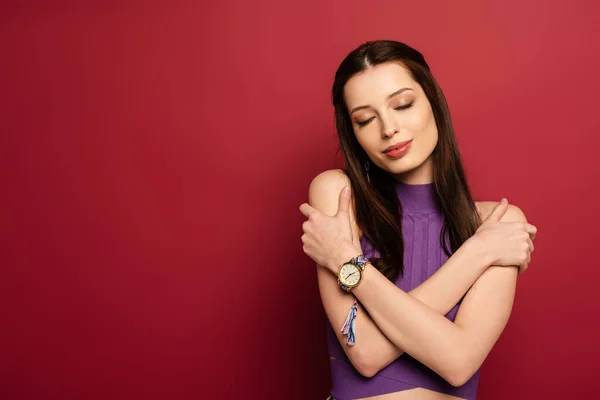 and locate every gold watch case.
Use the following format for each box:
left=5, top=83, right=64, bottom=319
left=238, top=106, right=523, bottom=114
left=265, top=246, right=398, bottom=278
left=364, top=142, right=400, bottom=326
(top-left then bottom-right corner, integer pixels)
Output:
left=338, top=262, right=362, bottom=289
